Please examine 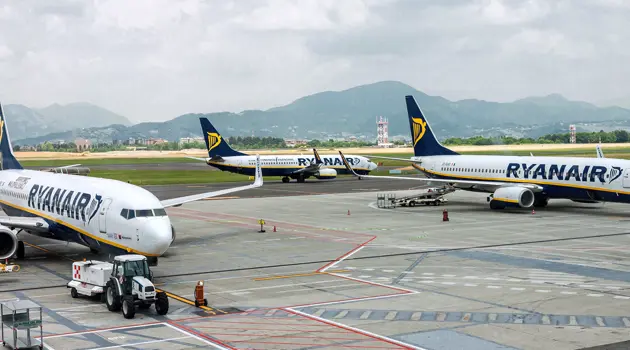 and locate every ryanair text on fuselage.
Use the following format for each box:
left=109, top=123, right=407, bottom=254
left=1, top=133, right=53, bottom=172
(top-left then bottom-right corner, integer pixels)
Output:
left=505, top=163, right=622, bottom=183
left=27, top=183, right=103, bottom=223
left=296, top=157, right=360, bottom=167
